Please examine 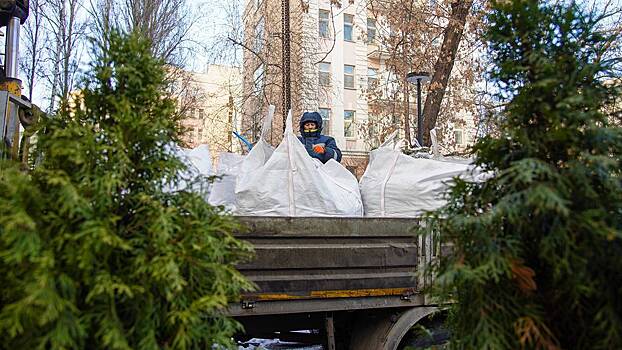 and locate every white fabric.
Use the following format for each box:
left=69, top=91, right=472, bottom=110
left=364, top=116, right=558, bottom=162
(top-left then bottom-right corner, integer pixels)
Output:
left=360, top=144, right=471, bottom=217
left=181, top=144, right=212, bottom=197
left=240, top=139, right=274, bottom=173
left=207, top=152, right=244, bottom=209
left=235, top=110, right=363, bottom=216
left=164, top=143, right=212, bottom=196
left=207, top=106, right=275, bottom=210
left=207, top=139, right=275, bottom=210
left=430, top=128, right=440, bottom=158
left=183, top=144, right=213, bottom=175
